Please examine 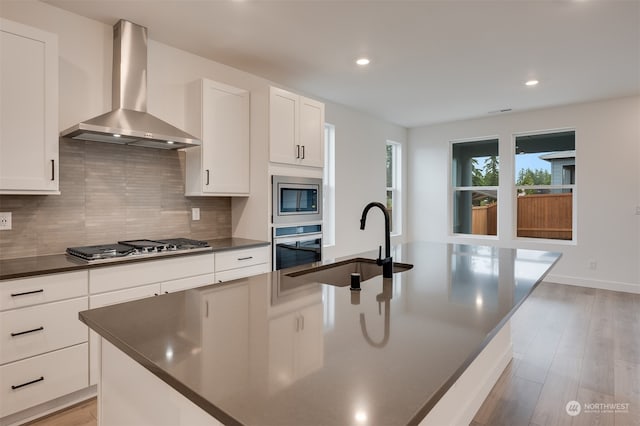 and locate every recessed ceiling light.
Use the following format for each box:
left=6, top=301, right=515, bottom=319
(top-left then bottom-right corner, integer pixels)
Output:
left=356, top=58, right=370, bottom=66
left=167, top=140, right=175, bottom=144
left=113, top=134, right=121, bottom=137
left=525, top=80, right=539, bottom=86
